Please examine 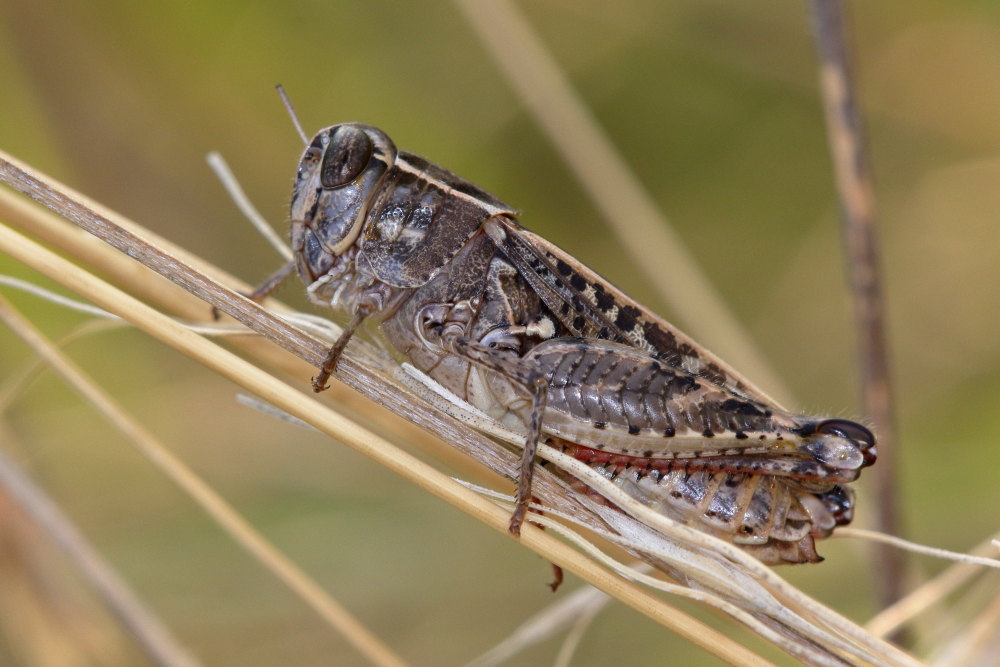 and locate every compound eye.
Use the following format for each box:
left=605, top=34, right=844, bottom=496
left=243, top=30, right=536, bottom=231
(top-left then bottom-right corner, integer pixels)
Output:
left=320, top=125, right=374, bottom=188
left=816, top=419, right=875, bottom=448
